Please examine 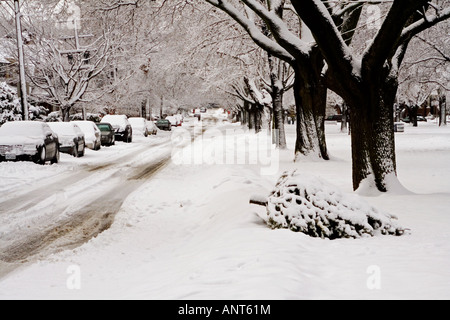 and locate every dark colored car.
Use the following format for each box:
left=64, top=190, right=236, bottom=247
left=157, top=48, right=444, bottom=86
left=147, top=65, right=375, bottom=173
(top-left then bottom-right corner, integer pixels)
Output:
left=401, top=116, right=427, bottom=123
left=155, top=119, right=172, bottom=131
left=96, top=122, right=115, bottom=146
left=101, top=115, right=133, bottom=143
left=48, top=122, right=86, bottom=157
left=0, top=121, right=60, bottom=165
left=326, top=114, right=343, bottom=122
left=417, top=116, right=427, bottom=122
